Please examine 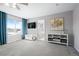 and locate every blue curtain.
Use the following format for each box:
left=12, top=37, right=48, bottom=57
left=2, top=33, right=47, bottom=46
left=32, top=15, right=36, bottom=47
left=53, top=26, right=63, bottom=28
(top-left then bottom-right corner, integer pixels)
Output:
left=22, top=18, right=27, bottom=39
left=0, top=11, right=6, bottom=45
